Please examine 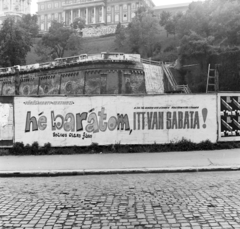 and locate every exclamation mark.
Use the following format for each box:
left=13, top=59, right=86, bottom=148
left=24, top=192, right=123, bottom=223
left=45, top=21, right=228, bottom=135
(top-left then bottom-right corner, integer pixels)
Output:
left=202, top=108, right=208, bottom=129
